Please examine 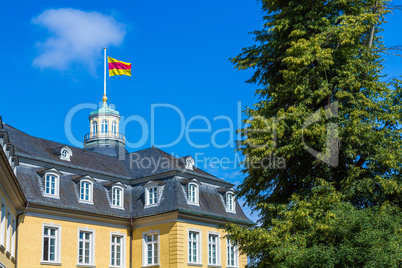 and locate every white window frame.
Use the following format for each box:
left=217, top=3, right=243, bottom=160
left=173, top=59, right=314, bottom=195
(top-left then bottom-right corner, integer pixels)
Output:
left=112, top=121, right=117, bottom=135
left=142, top=230, right=159, bottom=267
left=110, top=232, right=126, bottom=268
left=5, top=209, right=11, bottom=254
left=44, top=172, right=60, bottom=198
left=92, top=121, right=98, bottom=135
left=11, top=216, right=16, bottom=258
left=41, top=223, right=61, bottom=265
left=111, top=186, right=124, bottom=209
left=227, top=238, right=239, bottom=268
left=60, top=146, right=72, bottom=161
left=101, top=120, right=108, bottom=134
left=145, top=185, right=158, bottom=207
left=187, top=228, right=202, bottom=265
left=0, top=199, right=6, bottom=248
left=208, top=232, right=221, bottom=266
left=77, top=228, right=95, bottom=266
left=187, top=183, right=199, bottom=205
left=79, top=179, right=94, bottom=204
left=226, top=191, right=236, bottom=213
